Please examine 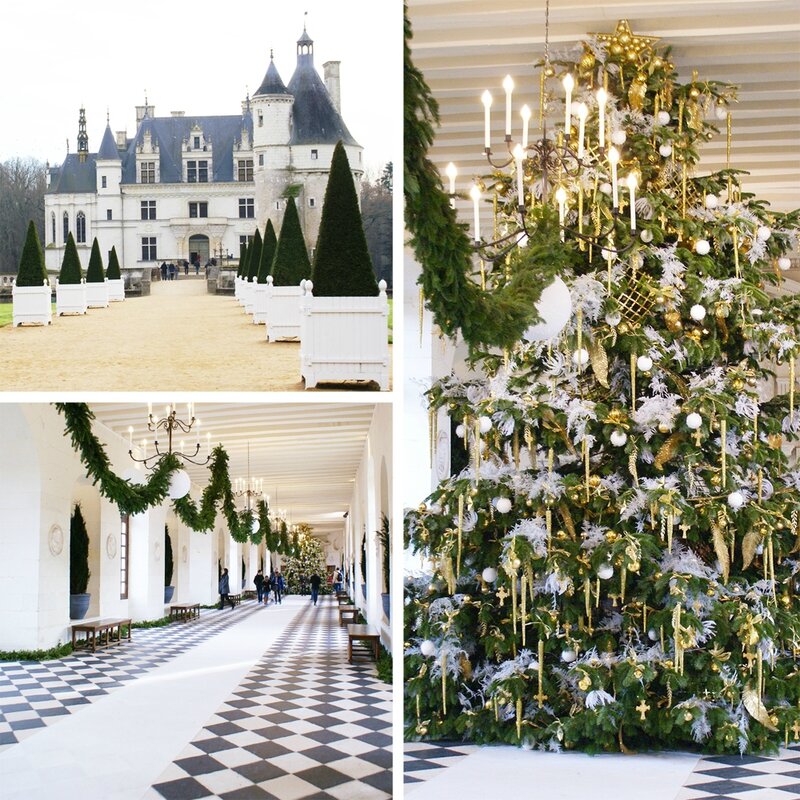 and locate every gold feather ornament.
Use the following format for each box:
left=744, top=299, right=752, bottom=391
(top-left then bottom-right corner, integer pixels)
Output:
left=711, top=521, right=731, bottom=584
left=743, top=684, right=778, bottom=731
left=628, top=73, right=647, bottom=111
left=588, top=339, right=610, bottom=387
